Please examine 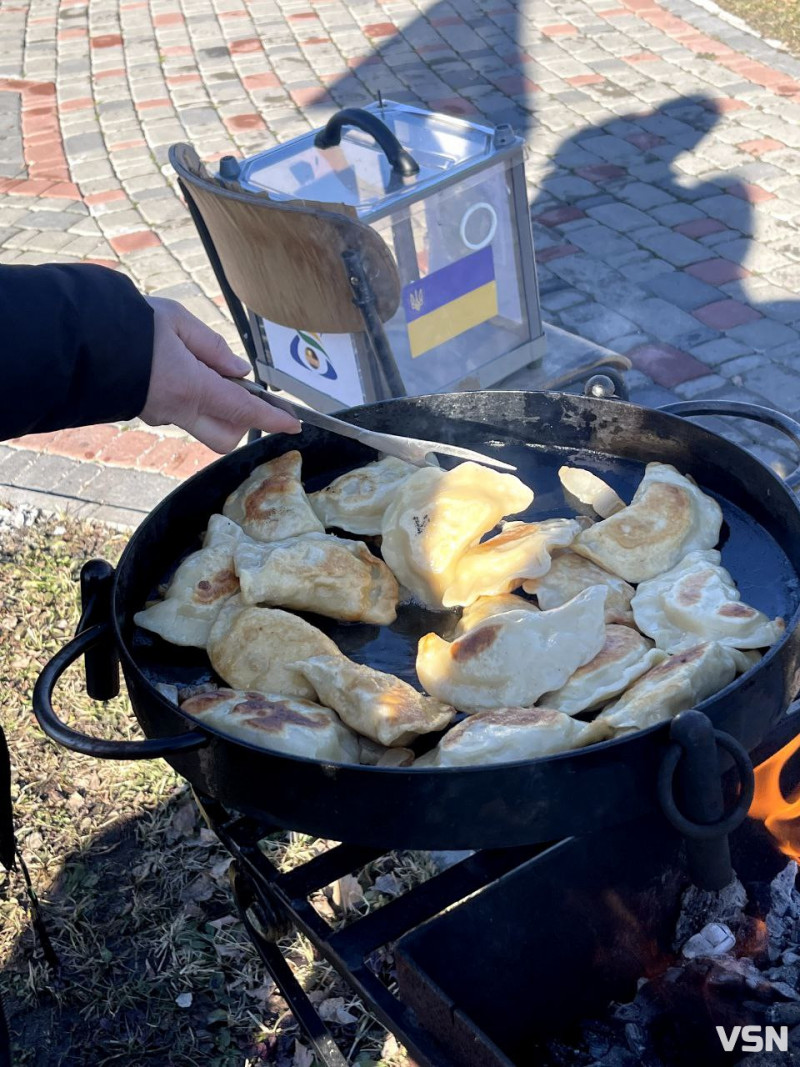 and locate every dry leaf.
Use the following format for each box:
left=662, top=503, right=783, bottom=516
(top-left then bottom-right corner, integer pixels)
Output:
left=332, top=874, right=364, bottom=911
left=293, top=1040, right=314, bottom=1067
